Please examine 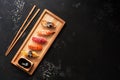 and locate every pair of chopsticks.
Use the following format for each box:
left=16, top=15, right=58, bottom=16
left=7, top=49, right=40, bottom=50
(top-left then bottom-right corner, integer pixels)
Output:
left=5, top=5, right=40, bottom=56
